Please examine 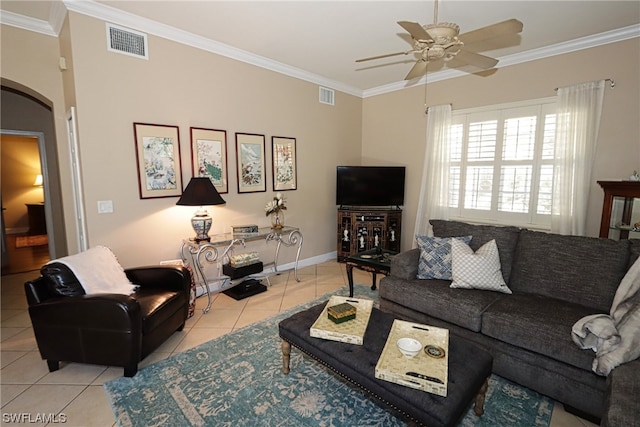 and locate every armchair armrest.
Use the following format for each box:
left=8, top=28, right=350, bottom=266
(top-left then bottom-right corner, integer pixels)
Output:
left=125, top=265, right=191, bottom=295
left=390, top=248, right=420, bottom=280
